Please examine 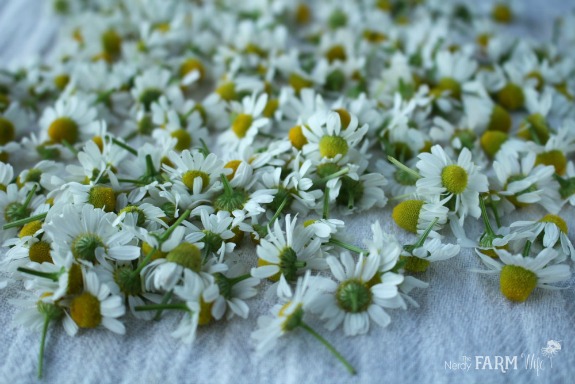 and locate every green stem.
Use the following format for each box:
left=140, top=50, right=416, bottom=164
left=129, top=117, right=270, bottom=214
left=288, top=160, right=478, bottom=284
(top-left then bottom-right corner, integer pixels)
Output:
left=123, top=130, right=138, bottom=142
left=199, top=139, right=210, bottom=156
left=323, top=187, right=330, bottom=219
left=387, top=156, right=421, bottom=179
left=488, top=200, right=502, bottom=228
left=4, top=212, right=49, bottom=230
left=110, top=137, right=137, bottom=155
left=328, top=238, right=367, bottom=255
left=17, top=267, right=59, bottom=281
left=61, top=140, right=79, bottom=156
left=220, top=174, right=233, bottom=195
left=522, top=241, right=532, bottom=257
left=159, top=209, right=191, bottom=242
left=413, top=217, right=440, bottom=249
left=300, top=322, right=356, bottom=375
left=134, top=303, right=188, bottom=312
left=316, top=167, right=350, bottom=184
left=154, top=290, right=174, bottom=320
left=132, top=247, right=158, bottom=276
left=37, top=315, right=51, bottom=379
left=479, top=196, right=496, bottom=236
left=22, top=184, right=38, bottom=210
left=4, top=212, right=48, bottom=229
left=269, top=196, right=289, bottom=226
left=145, top=154, right=156, bottom=177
